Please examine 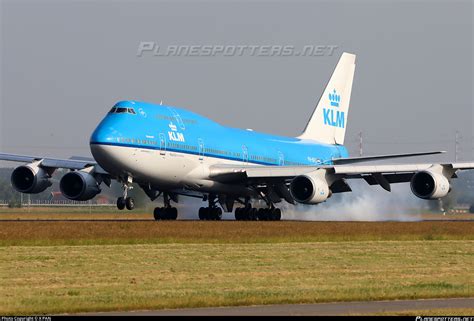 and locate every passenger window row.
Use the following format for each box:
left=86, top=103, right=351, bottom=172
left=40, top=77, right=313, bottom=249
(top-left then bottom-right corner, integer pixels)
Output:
left=285, top=160, right=304, bottom=166
left=250, top=154, right=277, bottom=163
left=168, top=142, right=198, bottom=151
left=117, top=136, right=299, bottom=165
left=118, top=137, right=157, bottom=145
